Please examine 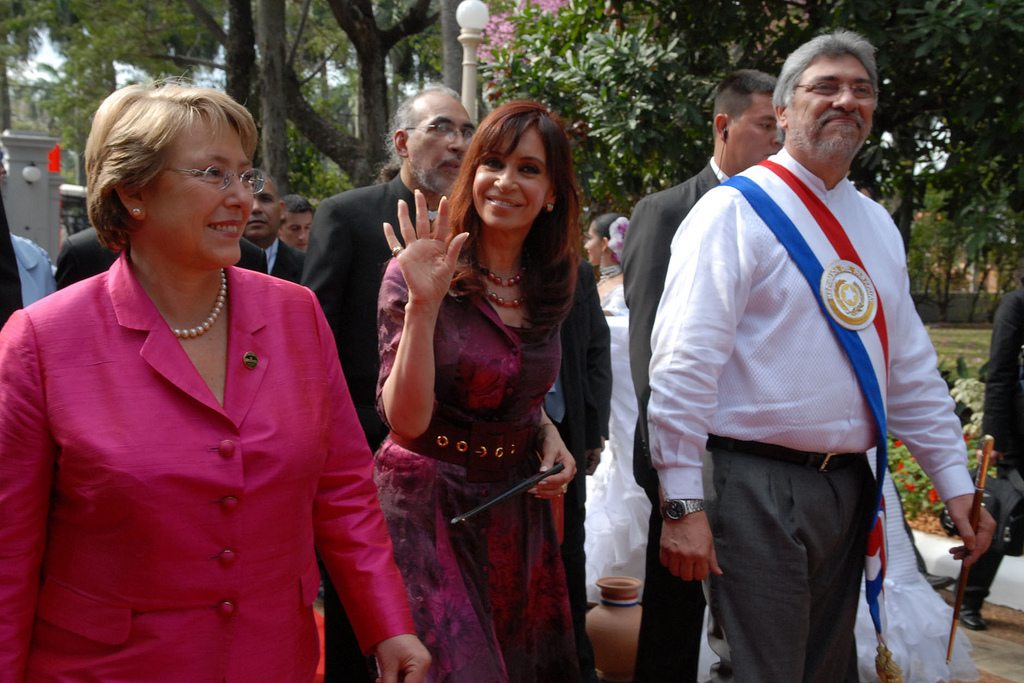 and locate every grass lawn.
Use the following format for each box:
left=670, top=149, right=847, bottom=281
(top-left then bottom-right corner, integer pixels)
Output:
left=925, top=324, right=992, bottom=378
